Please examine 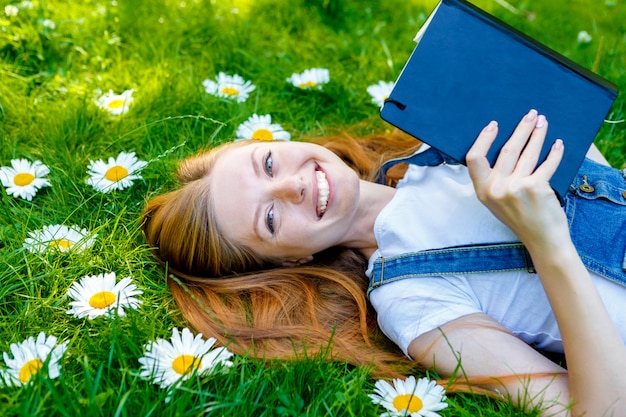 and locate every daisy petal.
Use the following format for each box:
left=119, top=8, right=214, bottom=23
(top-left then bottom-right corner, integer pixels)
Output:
left=367, top=80, right=394, bottom=108
left=235, top=113, right=291, bottom=141
left=94, top=89, right=134, bottom=116
left=1, top=332, right=68, bottom=386
left=370, top=376, right=448, bottom=417
left=286, top=68, right=330, bottom=90
left=86, top=151, right=147, bottom=193
left=23, top=224, right=96, bottom=254
left=138, top=327, right=234, bottom=389
left=0, top=159, right=51, bottom=201
left=66, top=272, right=143, bottom=319
left=202, top=72, right=256, bottom=103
